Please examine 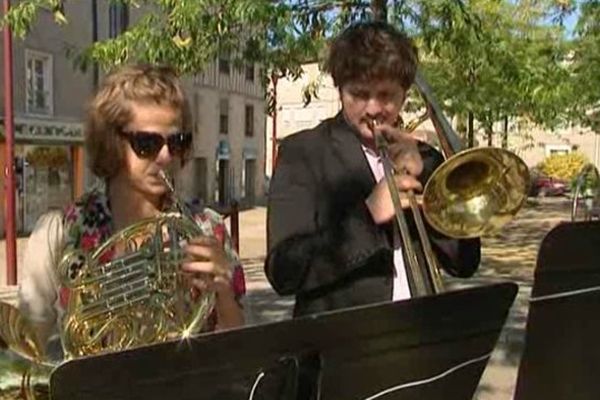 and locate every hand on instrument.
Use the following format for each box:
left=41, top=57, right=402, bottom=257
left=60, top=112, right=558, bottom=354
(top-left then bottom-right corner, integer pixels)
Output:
left=181, top=236, right=235, bottom=299
left=366, top=175, right=423, bottom=225
left=182, top=236, right=245, bottom=329
left=371, top=122, right=423, bottom=176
